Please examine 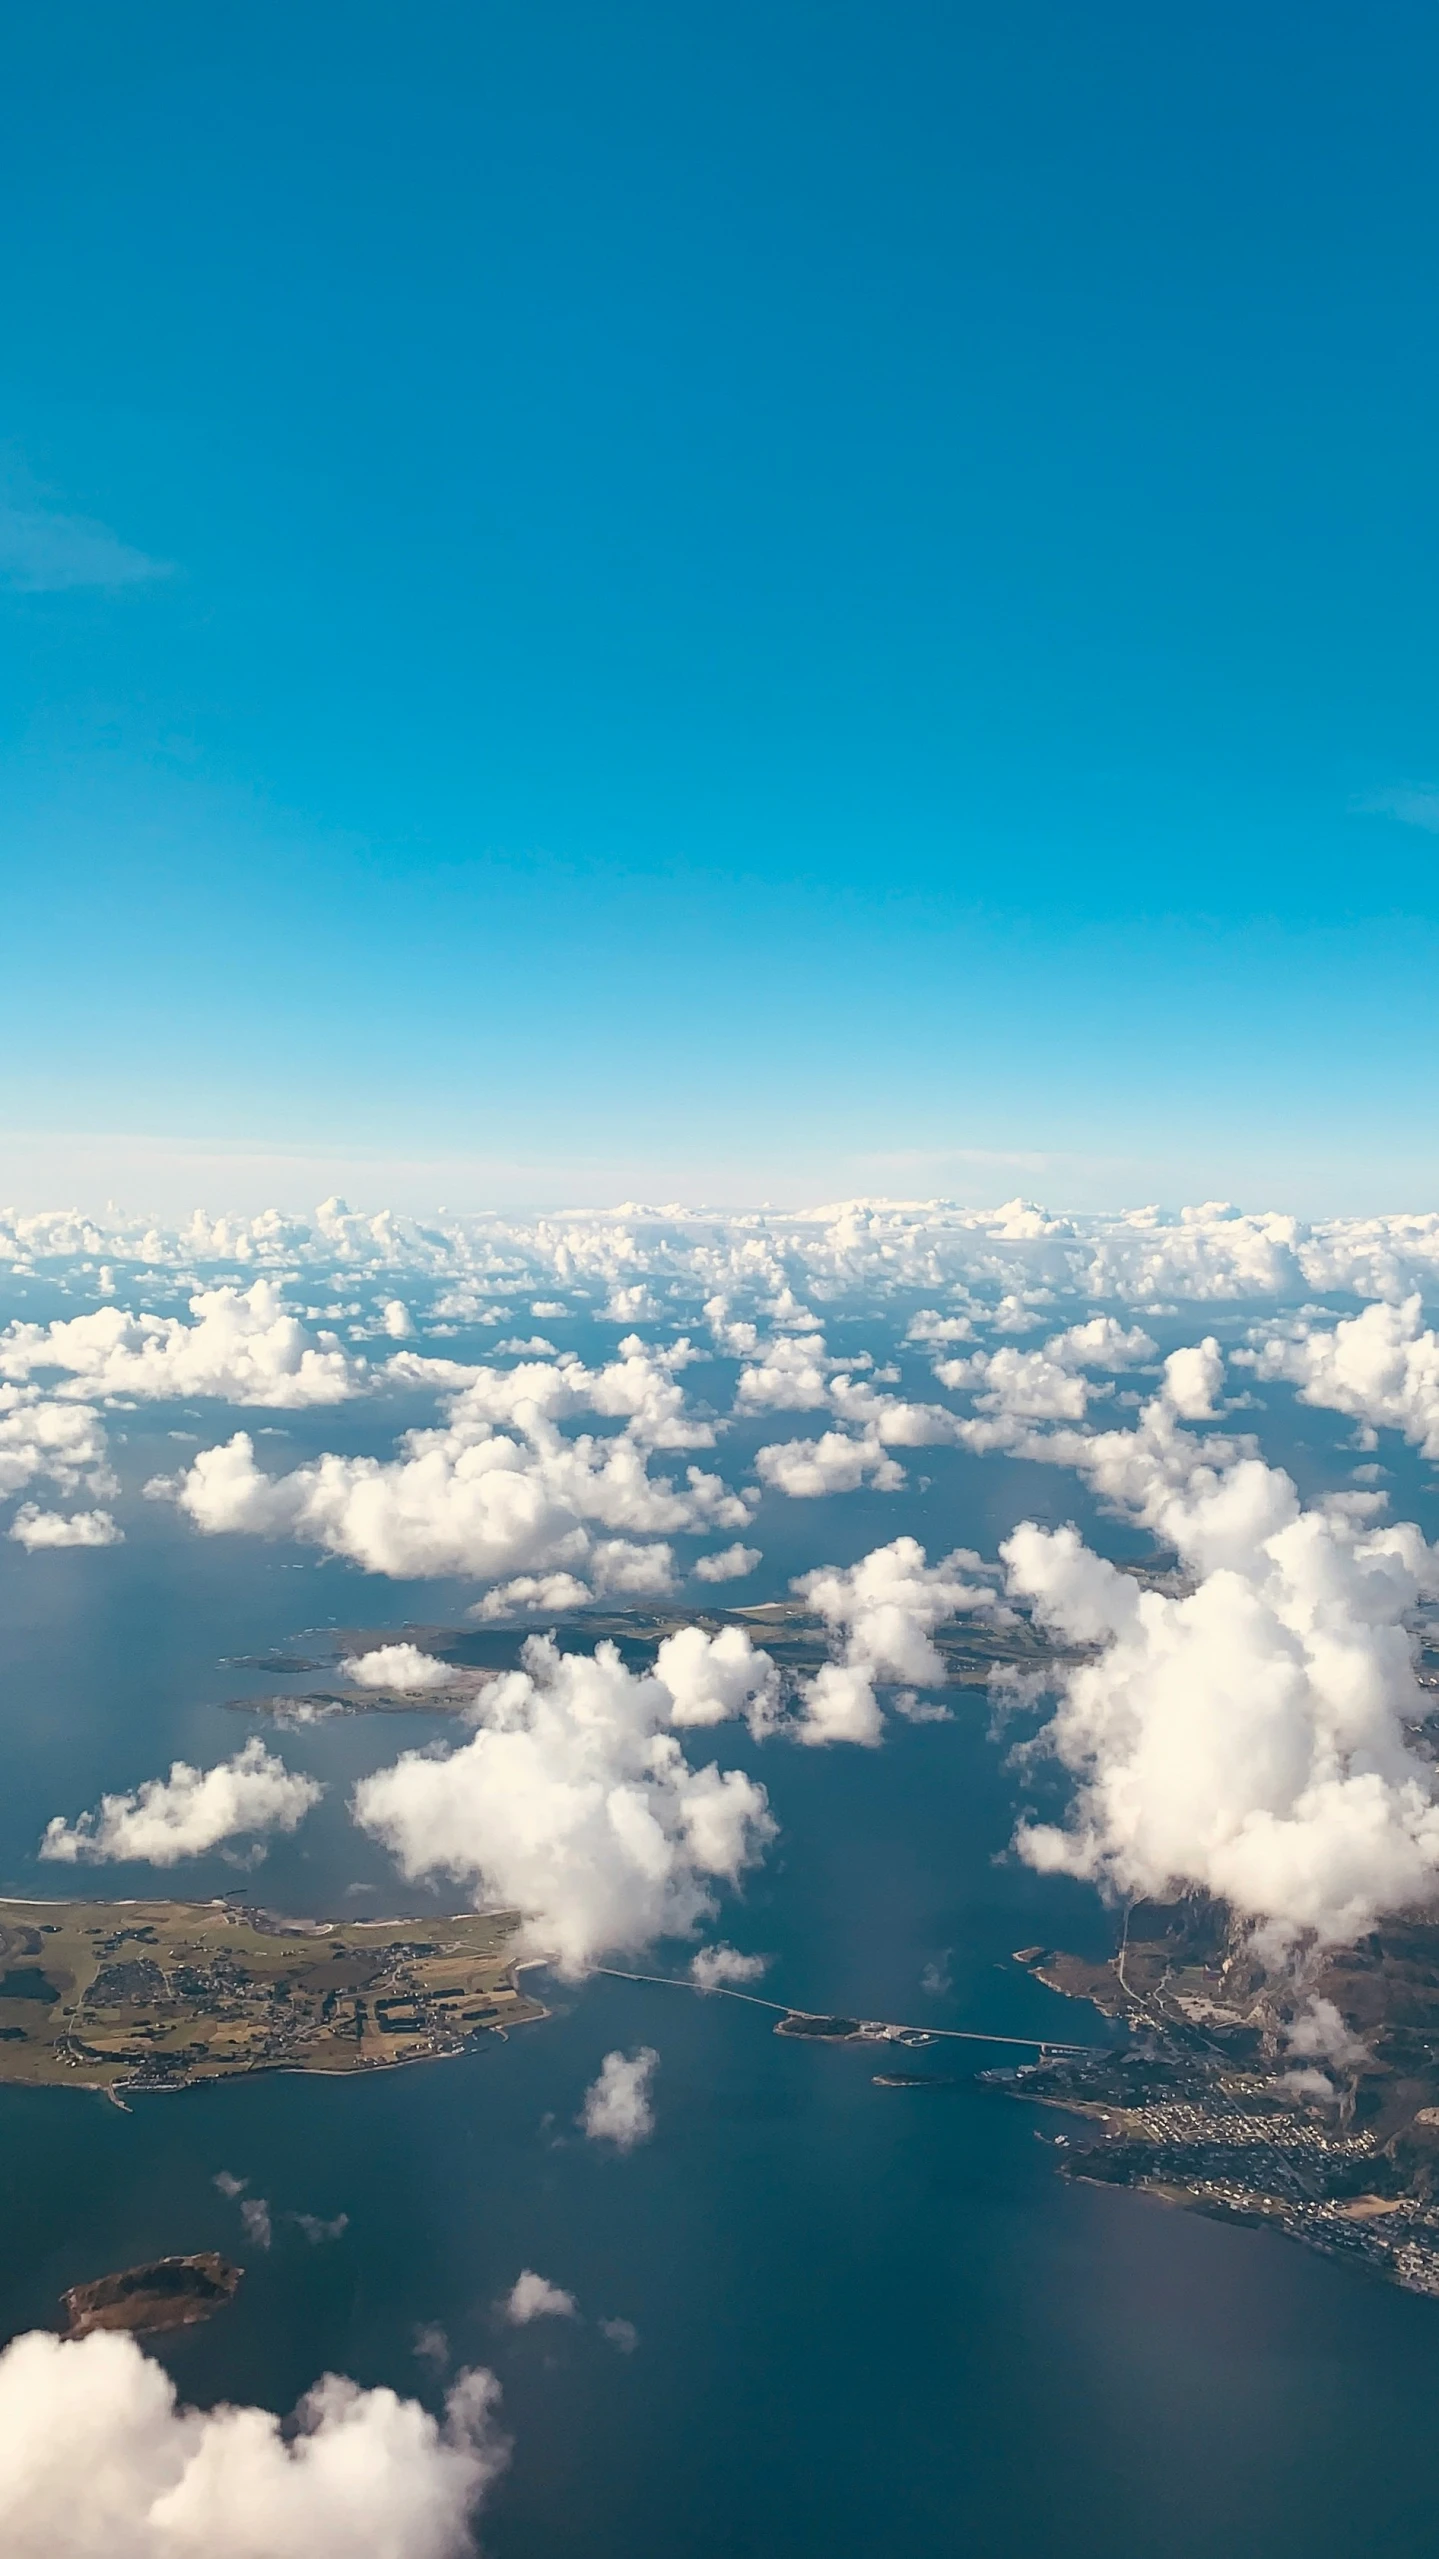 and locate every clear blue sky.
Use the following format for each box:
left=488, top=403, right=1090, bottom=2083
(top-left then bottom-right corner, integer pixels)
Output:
left=3, top=1, right=1438, bottom=1211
